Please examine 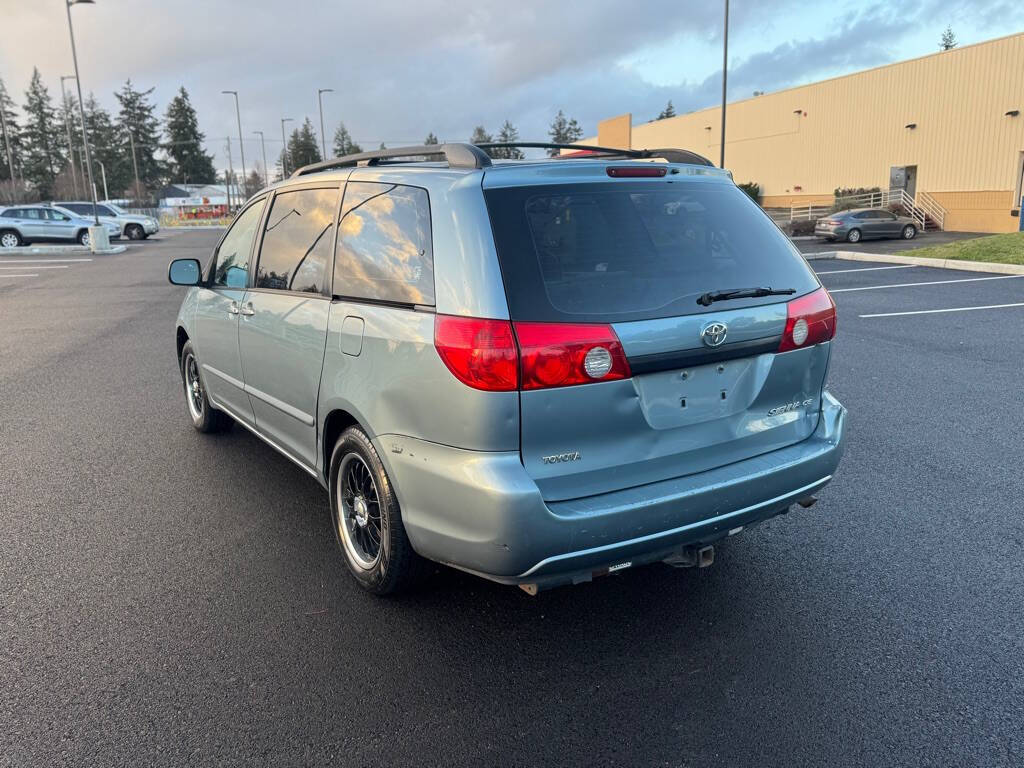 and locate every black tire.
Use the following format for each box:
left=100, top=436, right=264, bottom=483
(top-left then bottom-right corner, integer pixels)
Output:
left=179, top=340, right=232, bottom=433
left=77, top=229, right=90, bottom=246
left=846, top=228, right=862, bottom=244
left=126, top=224, right=145, bottom=240
left=902, top=224, right=917, bottom=240
left=0, top=229, right=23, bottom=248
left=329, top=426, right=426, bottom=595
